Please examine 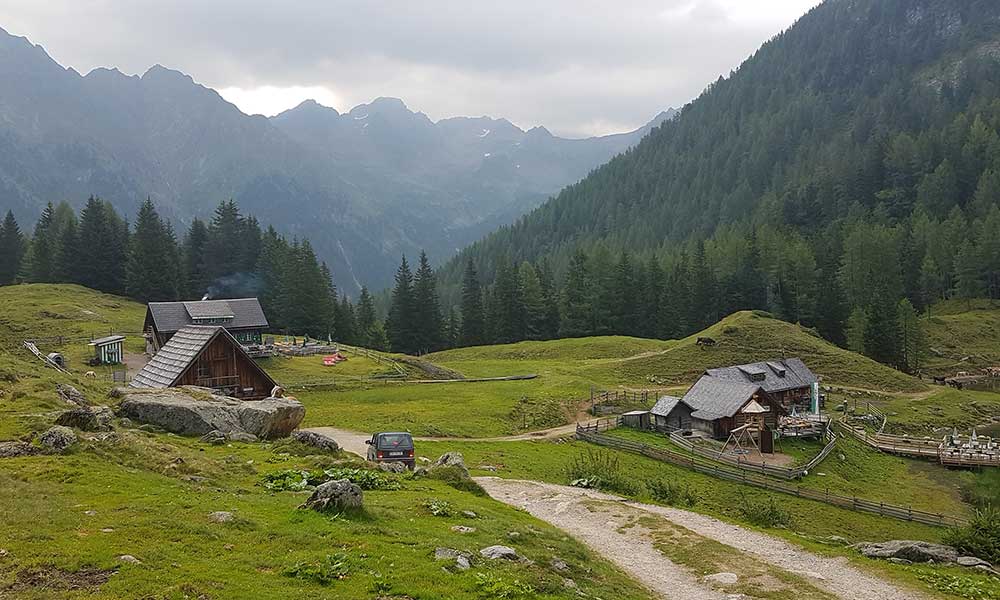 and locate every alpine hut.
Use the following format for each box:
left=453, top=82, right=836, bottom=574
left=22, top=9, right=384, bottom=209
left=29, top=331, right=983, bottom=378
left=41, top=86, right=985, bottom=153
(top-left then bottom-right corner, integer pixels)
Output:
left=680, top=376, right=782, bottom=439
left=702, top=358, right=818, bottom=414
left=130, top=325, right=276, bottom=399
left=650, top=395, right=693, bottom=431
left=144, top=298, right=268, bottom=352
